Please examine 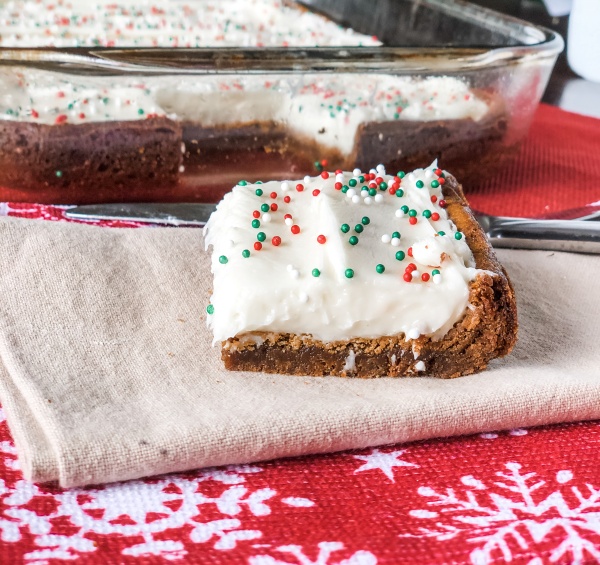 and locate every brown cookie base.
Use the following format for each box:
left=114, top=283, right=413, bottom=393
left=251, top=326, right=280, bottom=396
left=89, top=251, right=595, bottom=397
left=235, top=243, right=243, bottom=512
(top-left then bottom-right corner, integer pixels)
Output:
left=221, top=175, right=518, bottom=379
